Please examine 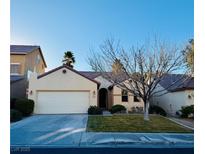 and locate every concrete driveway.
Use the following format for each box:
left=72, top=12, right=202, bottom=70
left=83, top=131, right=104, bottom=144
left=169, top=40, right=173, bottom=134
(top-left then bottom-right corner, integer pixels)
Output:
left=11, top=114, right=88, bottom=146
